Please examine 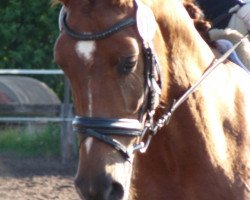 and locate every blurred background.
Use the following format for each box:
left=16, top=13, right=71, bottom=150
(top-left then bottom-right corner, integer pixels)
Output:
left=0, top=1, right=79, bottom=199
